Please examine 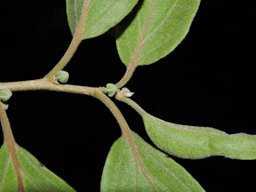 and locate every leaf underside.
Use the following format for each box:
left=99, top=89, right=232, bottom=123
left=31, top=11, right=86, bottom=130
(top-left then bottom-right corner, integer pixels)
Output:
left=143, top=112, right=256, bottom=160
left=101, top=132, right=204, bottom=192
left=66, top=0, right=139, bottom=39
left=116, top=0, right=201, bottom=66
left=0, top=144, right=75, bottom=192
